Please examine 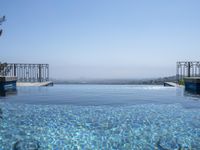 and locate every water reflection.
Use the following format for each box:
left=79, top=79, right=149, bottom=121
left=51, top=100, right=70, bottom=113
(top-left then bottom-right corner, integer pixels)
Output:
left=184, top=90, right=200, bottom=100
left=13, top=139, right=40, bottom=150
left=176, top=87, right=184, bottom=97
left=0, top=89, right=17, bottom=97
left=176, top=87, right=200, bottom=100
left=0, top=108, right=2, bottom=119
